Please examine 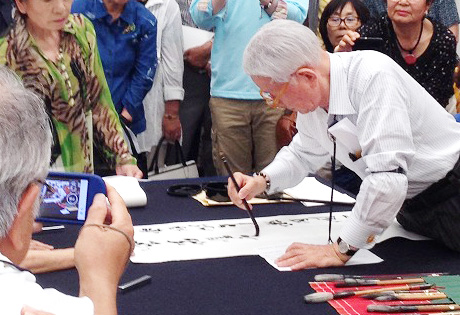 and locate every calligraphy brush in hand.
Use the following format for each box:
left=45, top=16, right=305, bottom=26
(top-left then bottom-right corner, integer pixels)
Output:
left=221, top=155, right=260, bottom=236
